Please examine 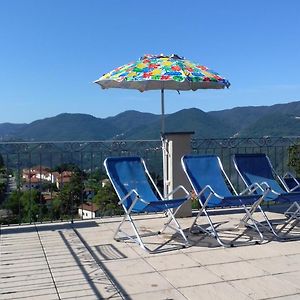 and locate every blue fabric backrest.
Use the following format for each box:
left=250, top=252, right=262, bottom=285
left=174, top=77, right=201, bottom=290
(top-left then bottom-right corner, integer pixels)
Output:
left=104, top=157, right=159, bottom=212
left=182, top=155, right=233, bottom=205
left=284, top=177, right=300, bottom=192
left=234, top=153, right=286, bottom=193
